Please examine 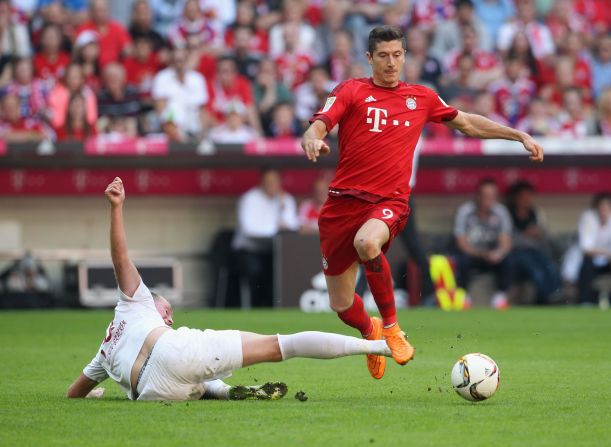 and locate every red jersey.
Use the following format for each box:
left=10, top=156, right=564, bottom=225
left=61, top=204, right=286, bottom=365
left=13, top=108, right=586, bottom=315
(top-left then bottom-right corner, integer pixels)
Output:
left=75, top=21, right=132, bottom=67
left=311, top=78, right=457, bottom=202
left=33, top=52, right=71, bottom=84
